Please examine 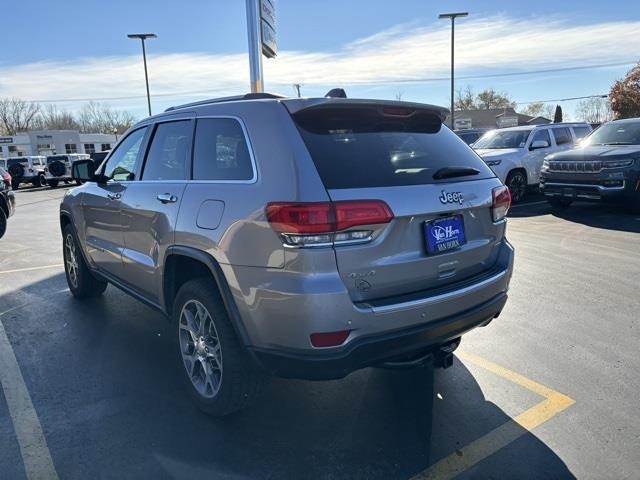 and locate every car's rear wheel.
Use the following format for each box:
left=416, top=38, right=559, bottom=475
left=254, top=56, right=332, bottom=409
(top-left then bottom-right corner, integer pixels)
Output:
left=62, top=225, right=107, bottom=298
left=11, top=180, right=20, bottom=190
left=547, top=197, right=573, bottom=208
left=47, top=179, right=59, bottom=188
left=174, top=279, right=264, bottom=416
left=33, top=174, right=45, bottom=187
left=505, top=170, right=527, bottom=203
left=0, top=208, right=6, bottom=239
